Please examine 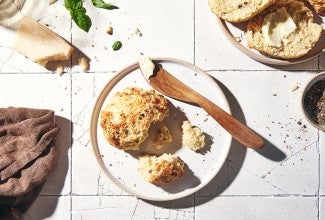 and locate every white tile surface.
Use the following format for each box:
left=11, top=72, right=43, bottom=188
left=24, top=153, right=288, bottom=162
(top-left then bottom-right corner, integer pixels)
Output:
left=71, top=196, right=194, bottom=220
left=71, top=196, right=138, bottom=219
left=195, top=71, right=319, bottom=196
left=321, top=197, right=325, bottom=220
left=71, top=73, right=127, bottom=196
left=320, top=132, right=325, bottom=196
left=71, top=0, right=194, bottom=72
left=195, top=196, right=318, bottom=220
left=0, top=0, right=324, bottom=218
